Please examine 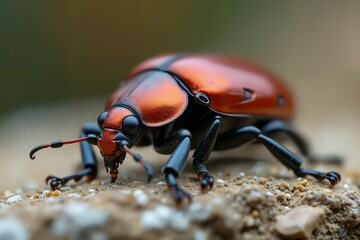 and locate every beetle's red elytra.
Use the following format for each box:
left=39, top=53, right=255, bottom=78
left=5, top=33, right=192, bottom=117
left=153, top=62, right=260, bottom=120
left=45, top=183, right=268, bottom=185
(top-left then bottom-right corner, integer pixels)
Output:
left=30, top=53, right=341, bottom=204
